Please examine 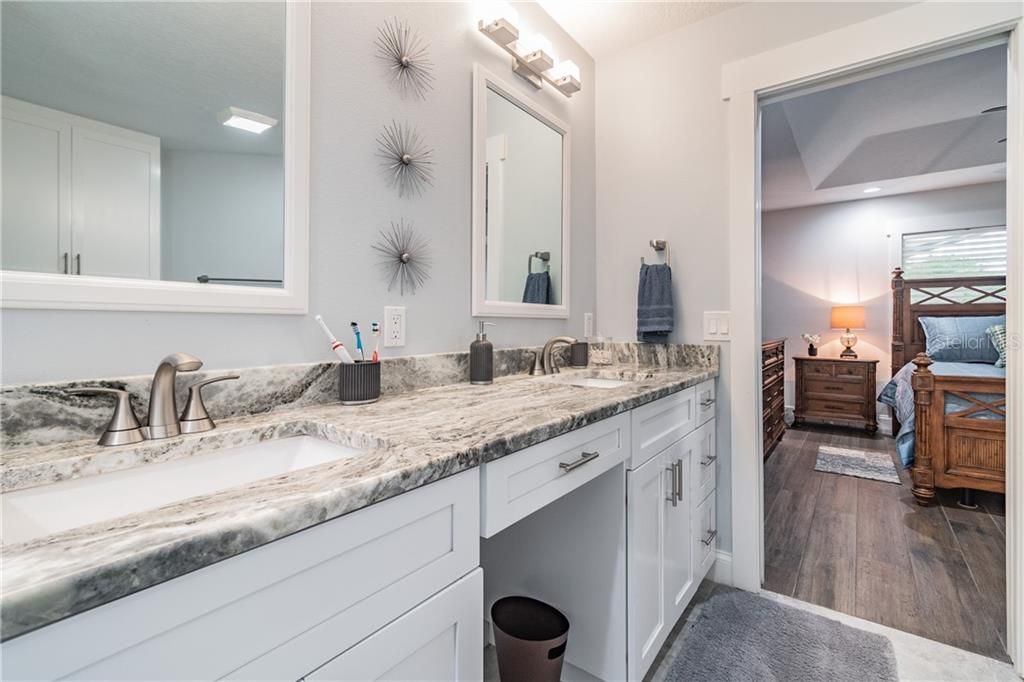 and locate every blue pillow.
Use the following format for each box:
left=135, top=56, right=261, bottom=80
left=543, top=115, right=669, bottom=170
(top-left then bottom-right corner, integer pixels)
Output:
left=920, top=315, right=1005, bottom=363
